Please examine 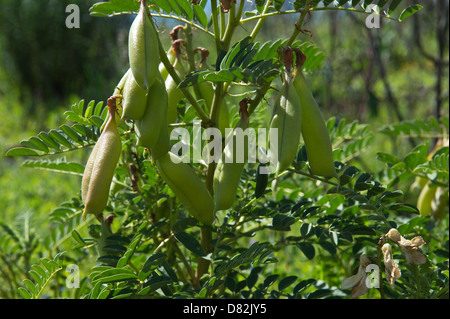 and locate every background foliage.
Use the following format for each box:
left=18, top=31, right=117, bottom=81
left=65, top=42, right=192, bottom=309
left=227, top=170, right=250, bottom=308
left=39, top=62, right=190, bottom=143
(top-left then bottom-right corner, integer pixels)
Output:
left=0, top=0, right=448, bottom=300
